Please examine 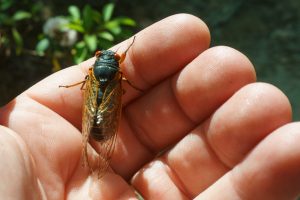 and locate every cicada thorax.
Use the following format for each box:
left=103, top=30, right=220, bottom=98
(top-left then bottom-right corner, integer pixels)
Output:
left=90, top=50, right=123, bottom=142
